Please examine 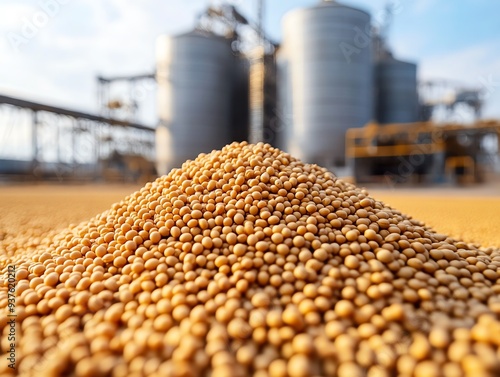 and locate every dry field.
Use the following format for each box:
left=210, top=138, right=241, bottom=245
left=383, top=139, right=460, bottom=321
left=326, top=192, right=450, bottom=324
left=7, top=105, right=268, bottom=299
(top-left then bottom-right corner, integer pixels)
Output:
left=370, top=188, right=500, bottom=249
left=1, top=183, right=499, bottom=250
left=0, top=185, right=141, bottom=256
